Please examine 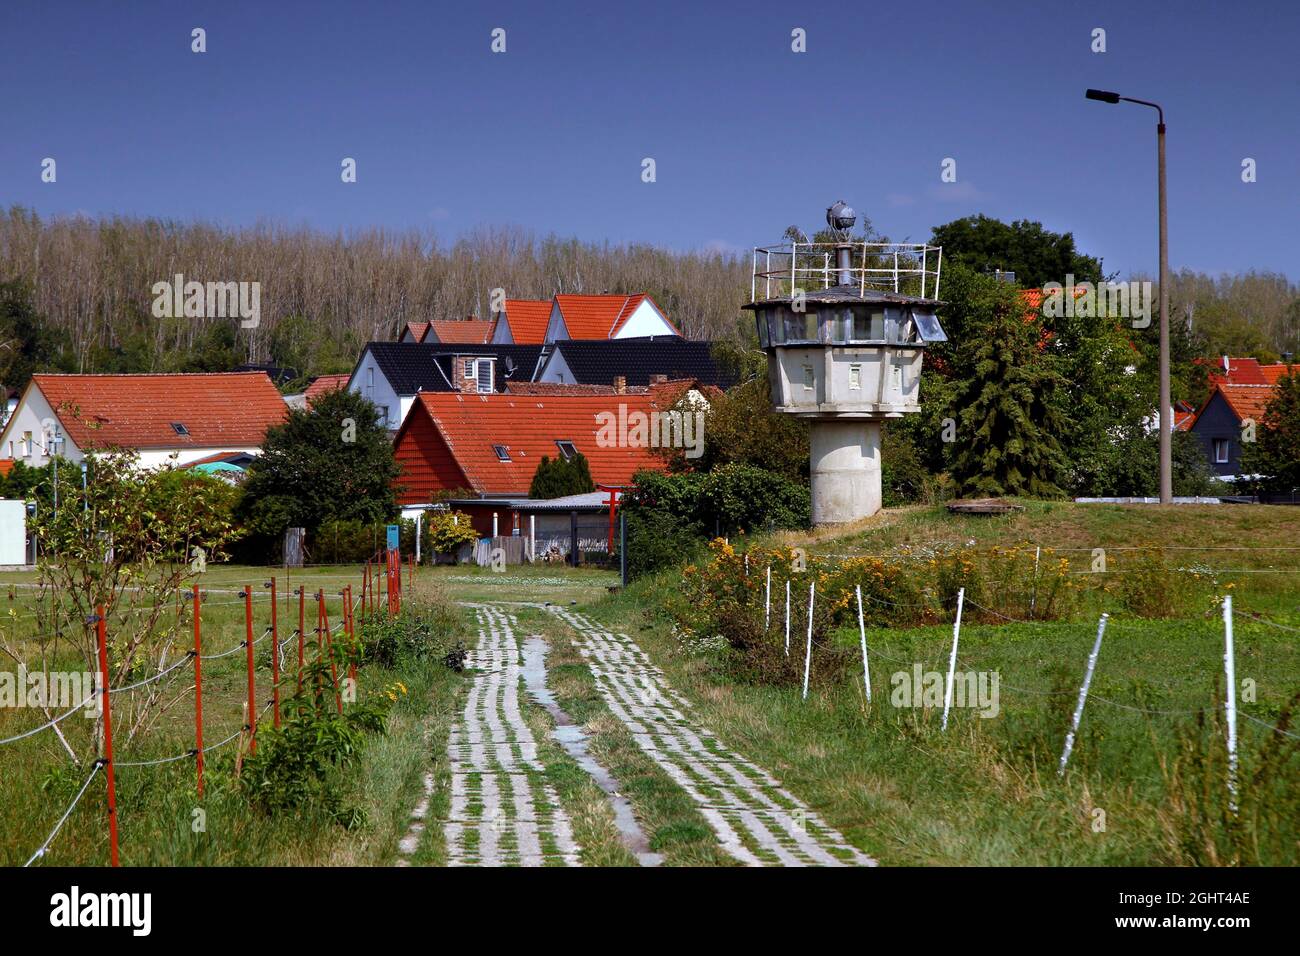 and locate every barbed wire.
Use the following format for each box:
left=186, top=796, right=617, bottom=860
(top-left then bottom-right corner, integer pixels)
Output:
left=23, top=762, right=102, bottom=867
